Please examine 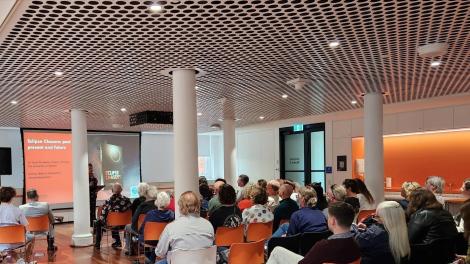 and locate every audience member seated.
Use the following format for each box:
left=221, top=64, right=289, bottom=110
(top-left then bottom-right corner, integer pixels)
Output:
left=167, top=191, right=175, bottom=212
left=267, top=180, right=281, bottom=212
left=257, top=179, right=267, bottom=190
left=456, top=179, right=470, bottom=233
left=398, top=181, right=420, bottom=210
left=407, top=188, right=457, bottom=261
left=353, top=201, right=410, bottom=264
left=130, top=182, right=149, bottom=215
left=209, top=184, right=242, bottom=231
left=0, top=187, right=34, bottom=263
left=266, top=201, right=361, bottom=264
left=354, top=178, right=375, bottom=210
left=94, top=183, right=132, bottom=250
left=20, top=189, right=57, bottom=252
left=272, top=184, right=299, bottom=232
left=309, top=183, right=328, bottom=211
left=324, top=184, right=347, bottom=217
left=236, top=174, right=250, bottom=202
left=272, top=187, right=327, bottom=237
left=124, top=185, right=158, bottom=255
left=199, top=182, right=213, bottom=218
left=237, top=184, right=254, bottom=212
left=287, top=181, right=301, bottom=205
left=242, top=186, right=273, bottom=226
left=154, top=191, right=214, bottom=264
left=425, top=176, right=446, bottom=205
left=208, top=179, right=226, bottom=216
left=140, top=191, right=175, bottom=263
left=455, top=202, right=470, bottom=264
left=343, top=179, right=361, bottom=211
